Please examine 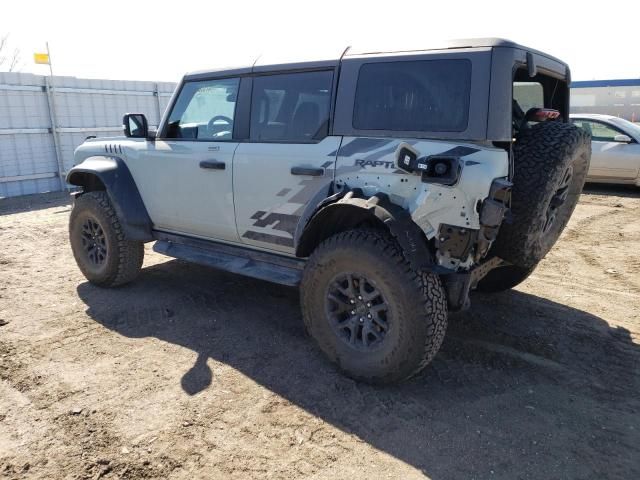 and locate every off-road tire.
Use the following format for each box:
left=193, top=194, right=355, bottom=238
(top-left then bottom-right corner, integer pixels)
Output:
left=475, top=264, right=537, bottom=293
left=69, top=191, right=144, bottom=287
left=300, top=228, right=447, bottom=384
left=491, top=122, right=591, bottom=268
